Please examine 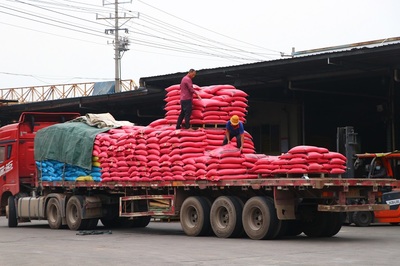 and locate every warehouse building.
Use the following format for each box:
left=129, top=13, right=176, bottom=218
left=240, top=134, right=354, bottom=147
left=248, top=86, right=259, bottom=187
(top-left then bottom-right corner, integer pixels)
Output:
left=1, top=39, right=400, bottom=155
